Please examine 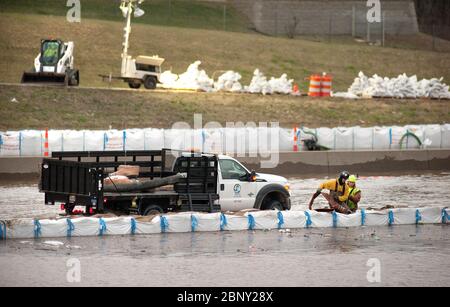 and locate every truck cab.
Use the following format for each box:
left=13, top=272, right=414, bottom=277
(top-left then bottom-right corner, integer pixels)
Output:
left=216, top=155, right=291, bottom=212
